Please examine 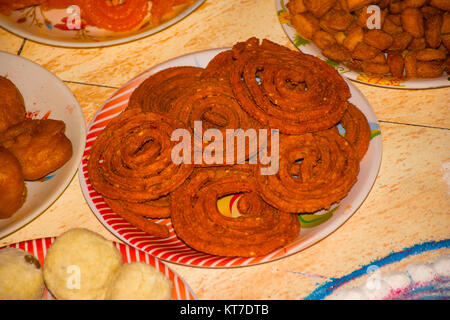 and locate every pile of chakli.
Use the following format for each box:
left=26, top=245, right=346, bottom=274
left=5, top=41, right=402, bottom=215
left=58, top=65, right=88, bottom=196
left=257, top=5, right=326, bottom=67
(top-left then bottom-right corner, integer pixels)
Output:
left=87, top=38, right=371, bottom=258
